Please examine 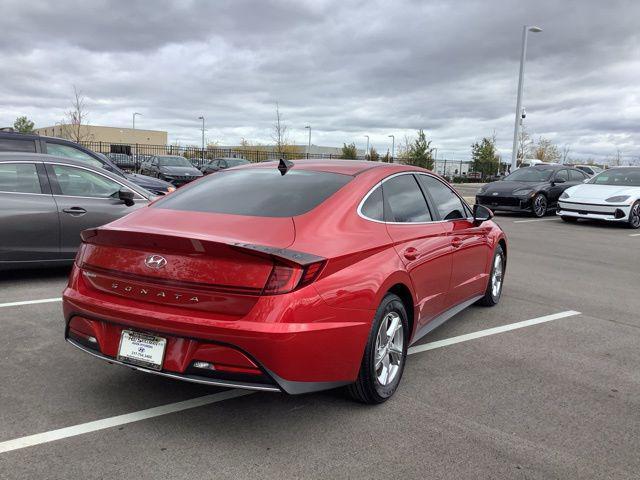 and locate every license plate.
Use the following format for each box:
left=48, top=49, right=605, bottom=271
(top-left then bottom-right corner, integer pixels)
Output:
left=117, top=330, right=166, bottom=371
